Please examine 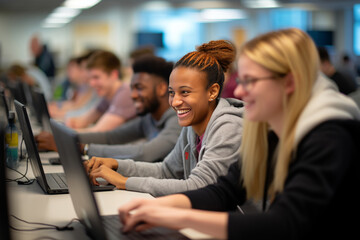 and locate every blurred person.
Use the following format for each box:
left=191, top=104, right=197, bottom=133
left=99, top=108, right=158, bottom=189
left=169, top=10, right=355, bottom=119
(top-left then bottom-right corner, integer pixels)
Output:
left=318, top=46, right=357, bottom=95
left=29, top=34, right=56, bottom=81
left=337, top=53, right=358, bottom=85
left=221, top=62, right=240, bottom=99
left=118, top=28, right=360, bottom=240
left=65, top=50, right=136, bottom=132
left=36, top=55, right=181, bottom=164
left=85, top=40, right=244, bottom=197
left=6, top=63, right=52, bottom=100
left=122, top=46, right=155, bottom=83
left=48, top=52, right=100, bottom=119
